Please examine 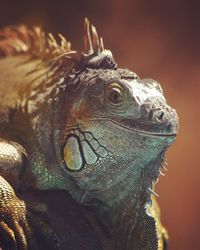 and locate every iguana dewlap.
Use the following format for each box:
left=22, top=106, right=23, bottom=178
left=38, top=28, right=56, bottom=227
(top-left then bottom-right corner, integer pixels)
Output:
left=0, top=19, right=178, bottom=250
